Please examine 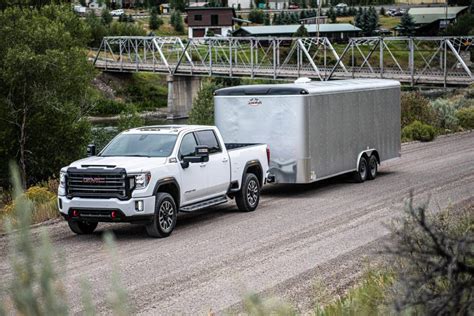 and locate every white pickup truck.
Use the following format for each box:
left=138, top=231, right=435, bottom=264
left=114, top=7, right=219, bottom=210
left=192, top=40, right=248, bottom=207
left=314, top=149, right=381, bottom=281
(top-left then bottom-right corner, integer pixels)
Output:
left=58, top=125, right=269, bottom=238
